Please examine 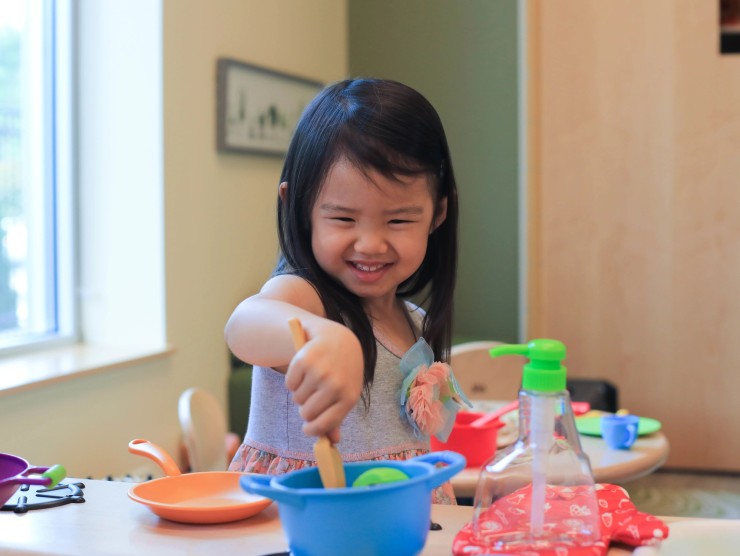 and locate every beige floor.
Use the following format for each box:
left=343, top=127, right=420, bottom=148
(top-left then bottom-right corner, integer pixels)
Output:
left=624, top=470, right=740, bottom=519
